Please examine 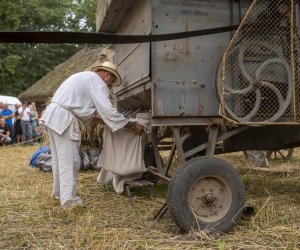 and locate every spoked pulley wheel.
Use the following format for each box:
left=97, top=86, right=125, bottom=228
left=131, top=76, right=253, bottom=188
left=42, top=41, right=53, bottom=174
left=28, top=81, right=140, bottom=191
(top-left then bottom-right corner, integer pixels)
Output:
left=218, top=41, right=293, bottom=123
left=266, top=148, right=294, bottom=162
